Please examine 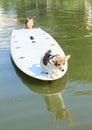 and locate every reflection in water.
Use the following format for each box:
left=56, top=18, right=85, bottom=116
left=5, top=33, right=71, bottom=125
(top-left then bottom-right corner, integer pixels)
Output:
left=85, top=0, right=92, bottom=30
left=43, top=87, right=74, bottom=126
left=47, top=0, right=60, bottom=9
left=73, top=90, right=92, bottom=96
left=44, top=92, right=72, bottom=122
left=13, top=60, right=74, bottom=126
